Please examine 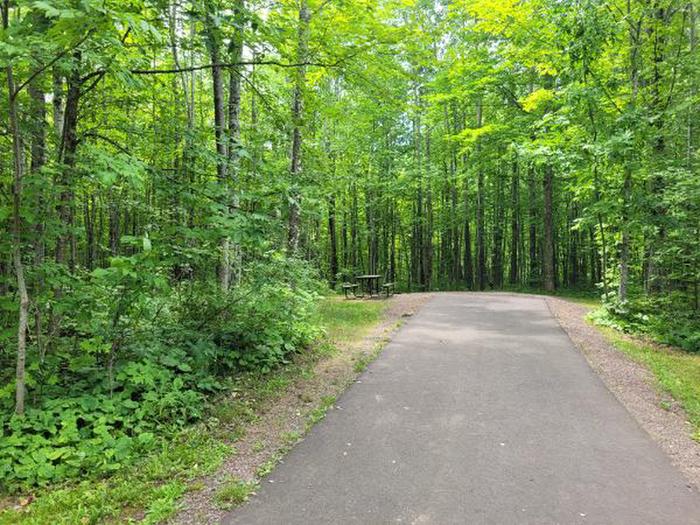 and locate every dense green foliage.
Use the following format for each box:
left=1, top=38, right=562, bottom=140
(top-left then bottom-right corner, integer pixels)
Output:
left=1, top=0, right=699, bottom=498
left=0, top=297, right=384, bottom=524
left=0, top=255, right=320, bottom=490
